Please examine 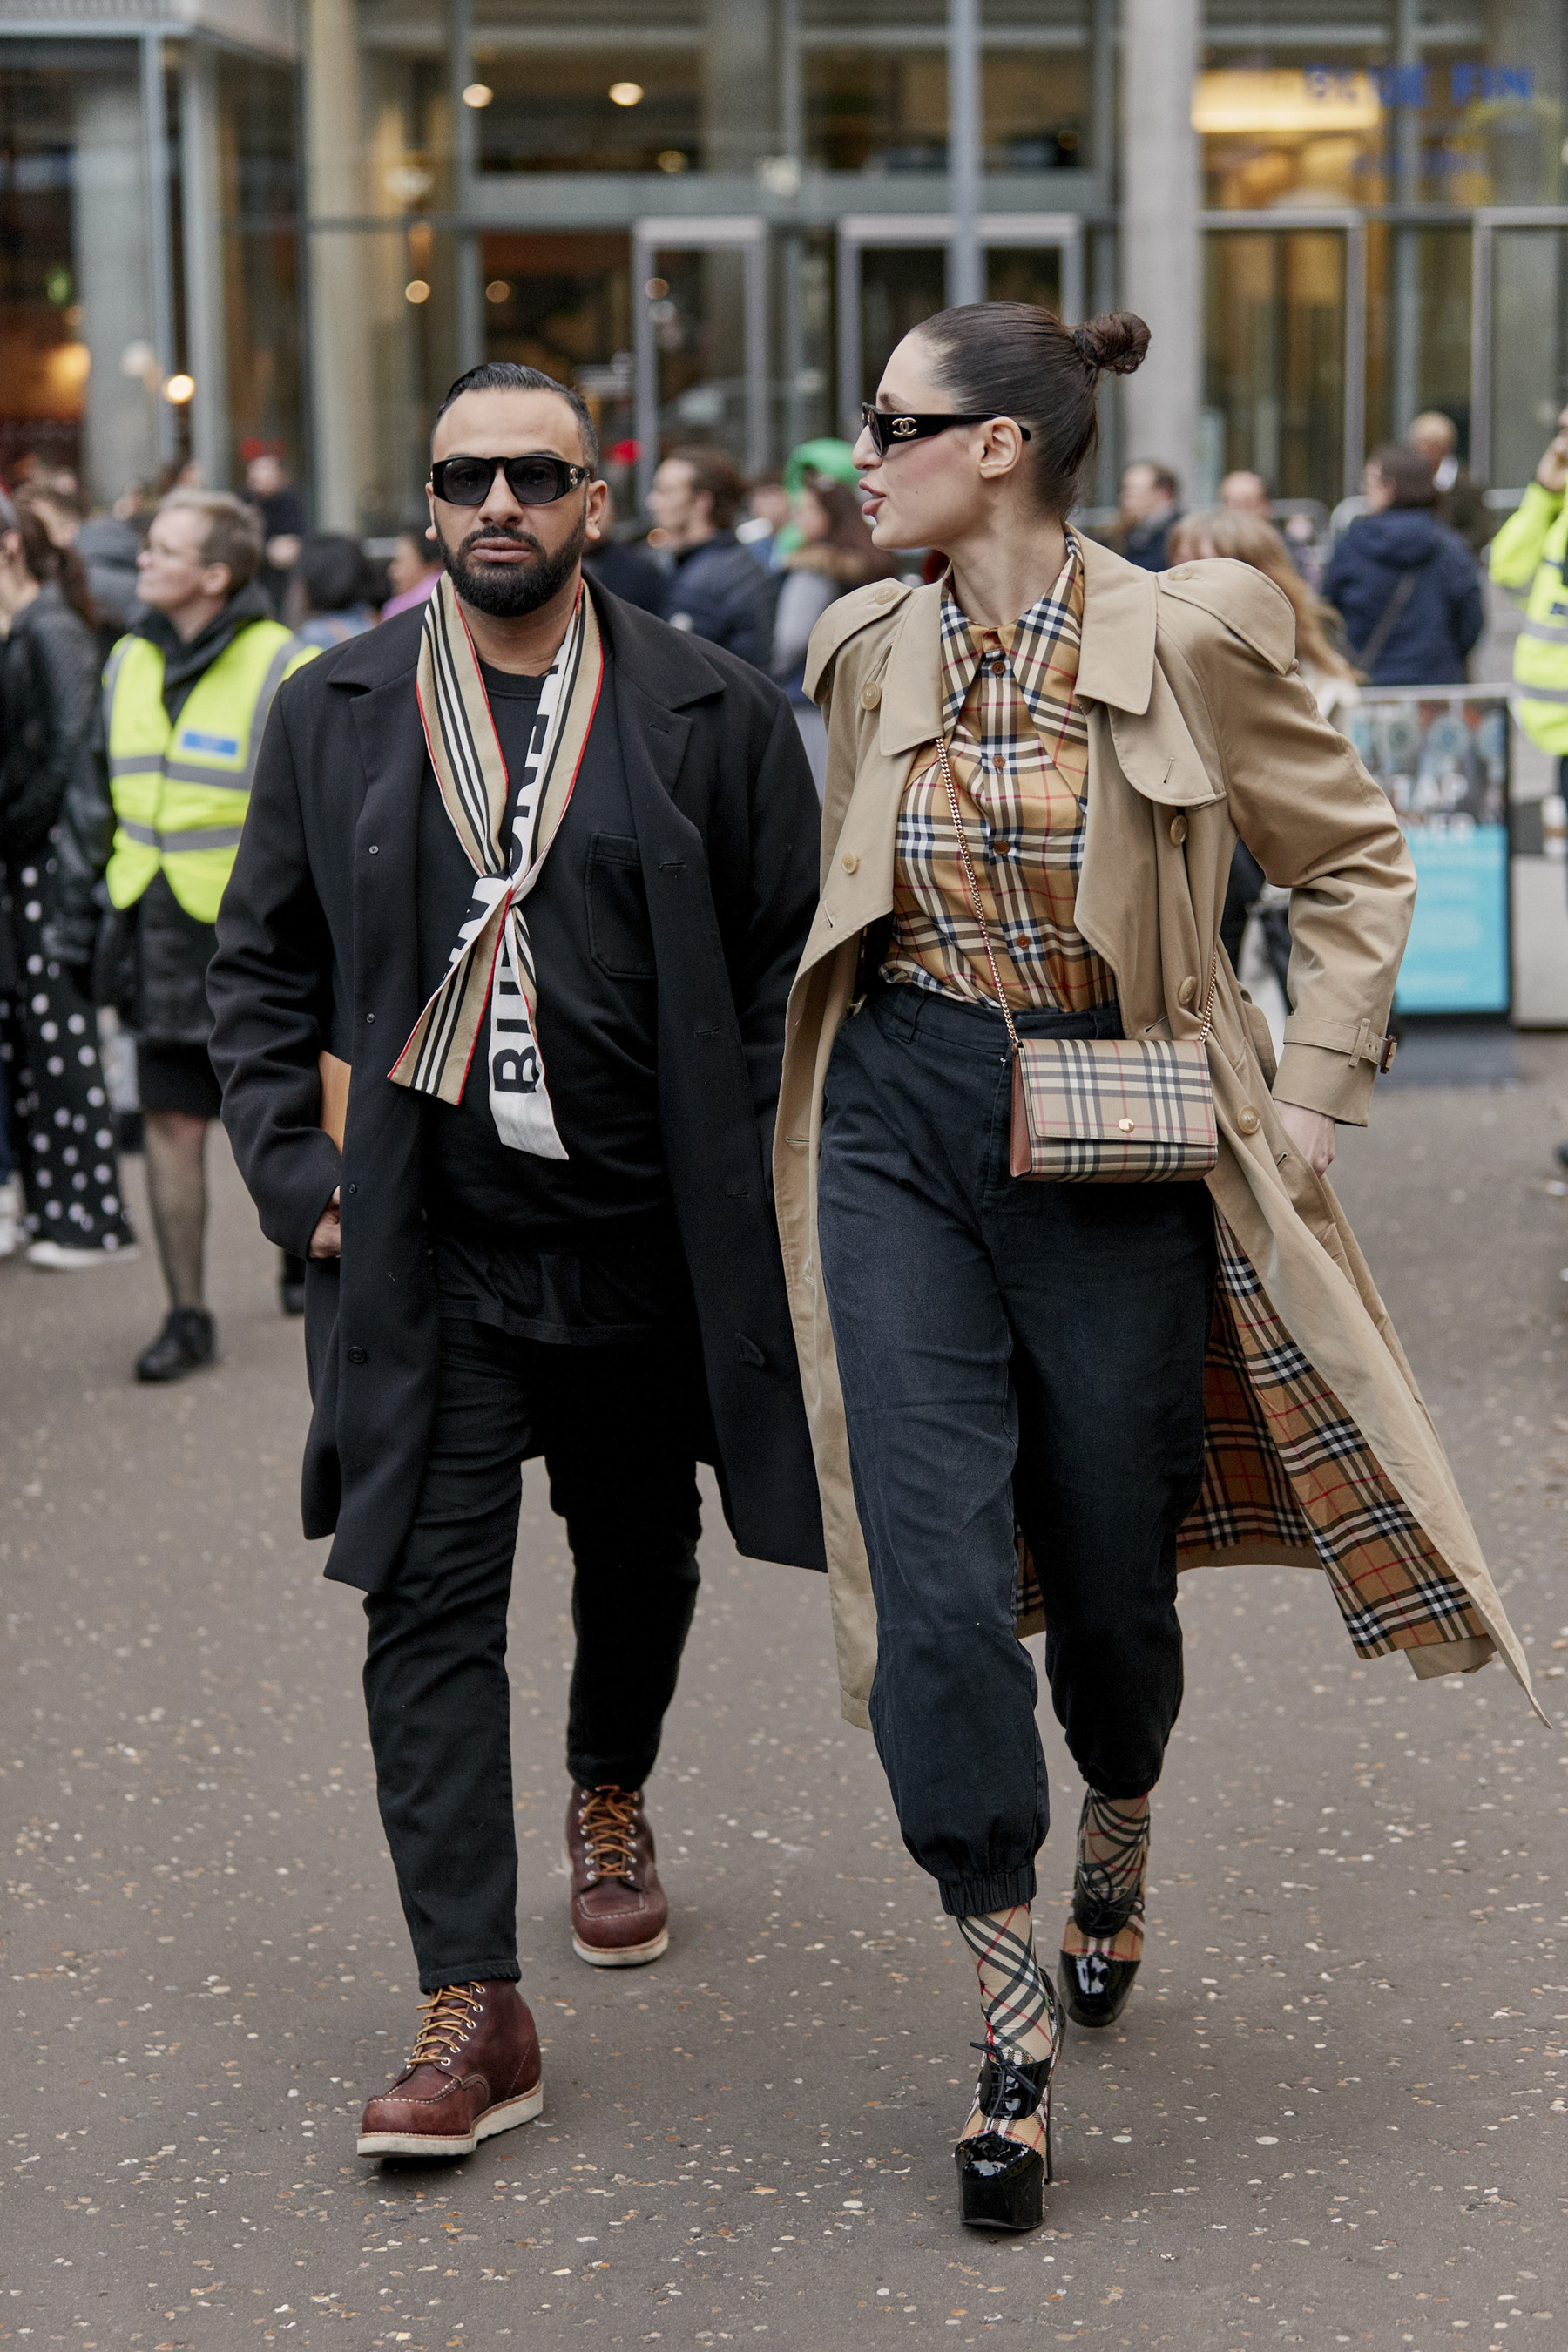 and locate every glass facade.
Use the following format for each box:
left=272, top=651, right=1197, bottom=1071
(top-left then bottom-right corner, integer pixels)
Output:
left=3, top=1, right=1565, bottom=527
left=0, top=44, right=154, bottom=495
left=0, top=28, right=303, bottom=510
